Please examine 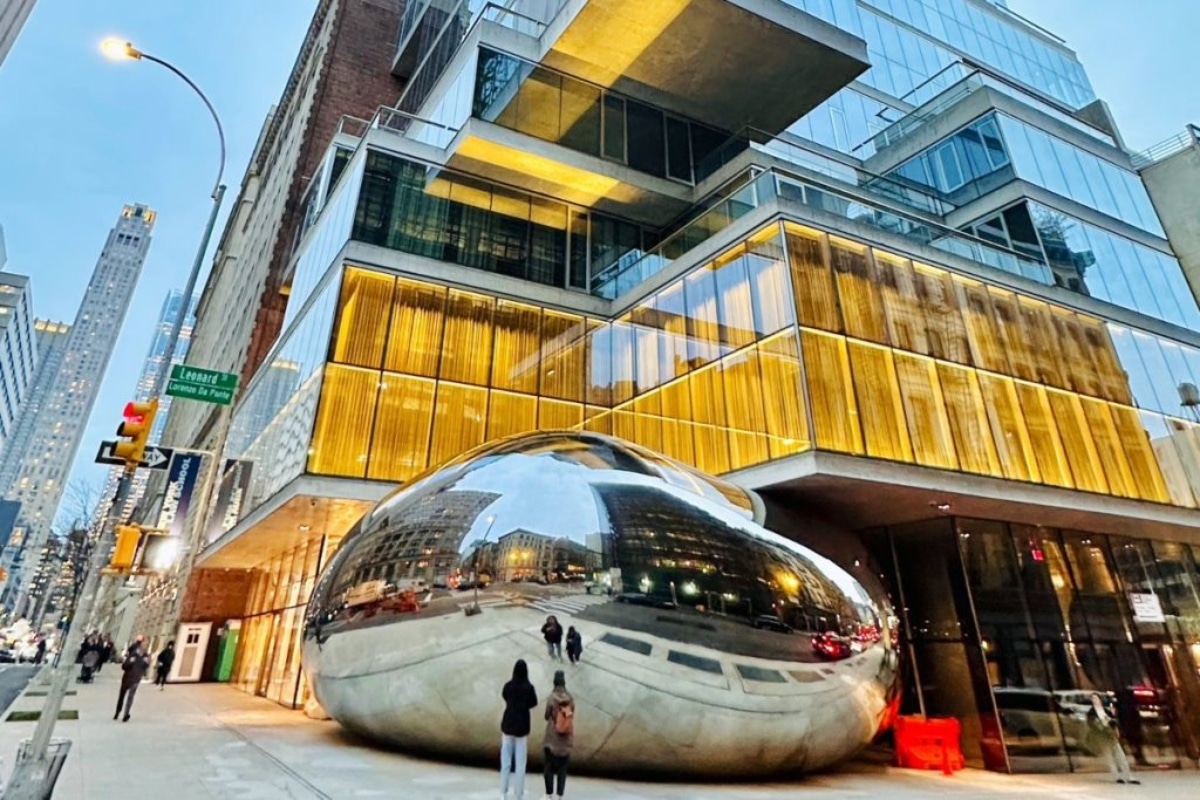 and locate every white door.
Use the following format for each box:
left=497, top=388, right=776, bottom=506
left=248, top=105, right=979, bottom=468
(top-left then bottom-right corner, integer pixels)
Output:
left=170, top=622, right=212, bottom=683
